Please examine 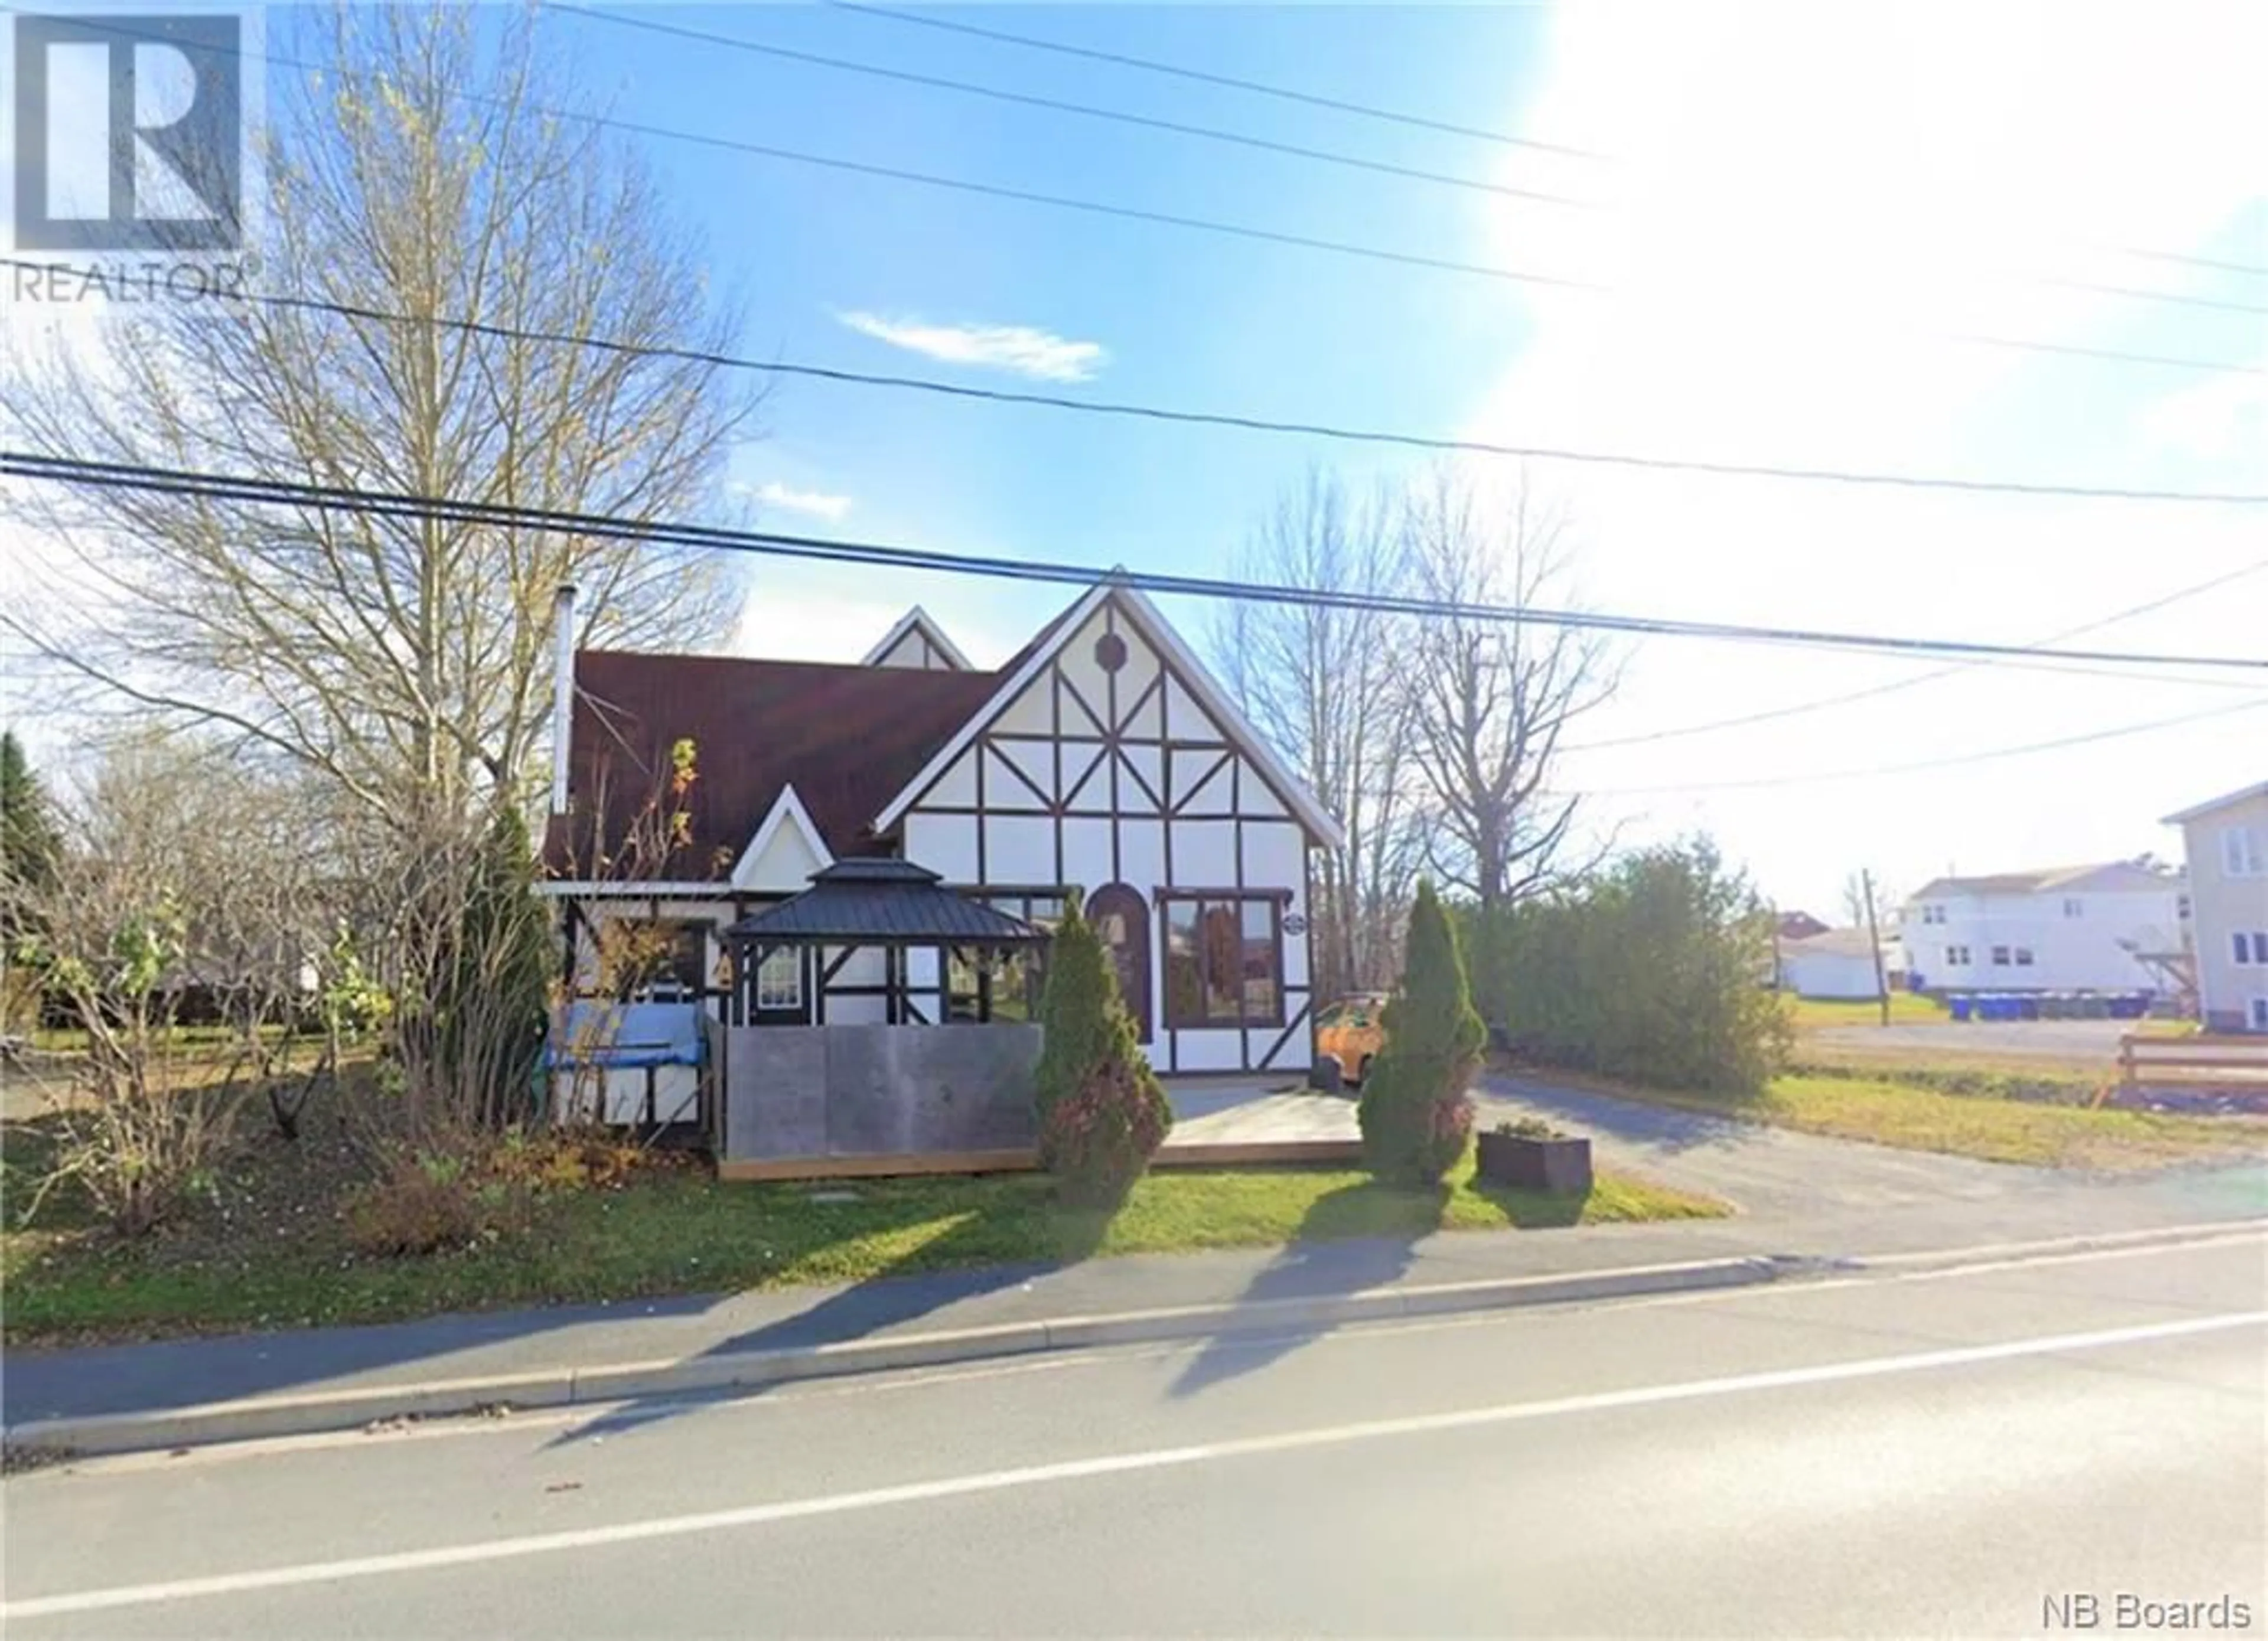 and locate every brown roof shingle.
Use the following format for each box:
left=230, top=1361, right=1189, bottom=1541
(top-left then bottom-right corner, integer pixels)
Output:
left=546, top=650, right=1000, bottom=879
